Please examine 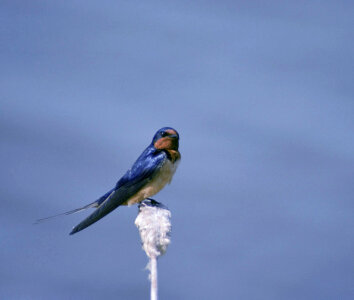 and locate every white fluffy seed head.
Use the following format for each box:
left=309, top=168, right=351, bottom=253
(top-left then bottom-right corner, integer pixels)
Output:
left=135, top=199, right=171, bottom=259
